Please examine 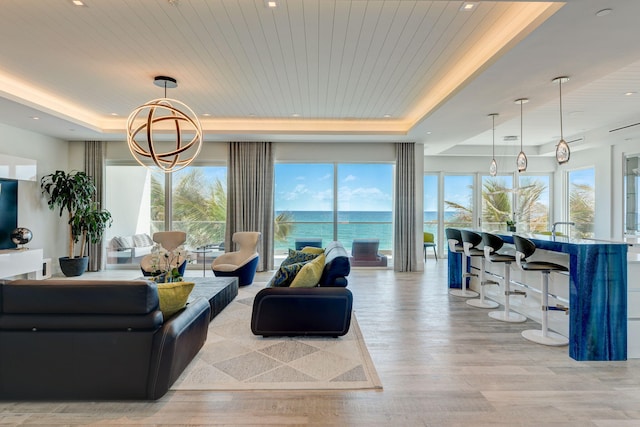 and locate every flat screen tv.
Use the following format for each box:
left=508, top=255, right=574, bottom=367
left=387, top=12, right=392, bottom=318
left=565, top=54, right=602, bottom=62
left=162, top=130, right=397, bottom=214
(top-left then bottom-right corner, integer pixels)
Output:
left=0, top=179, right=18, bottom=250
